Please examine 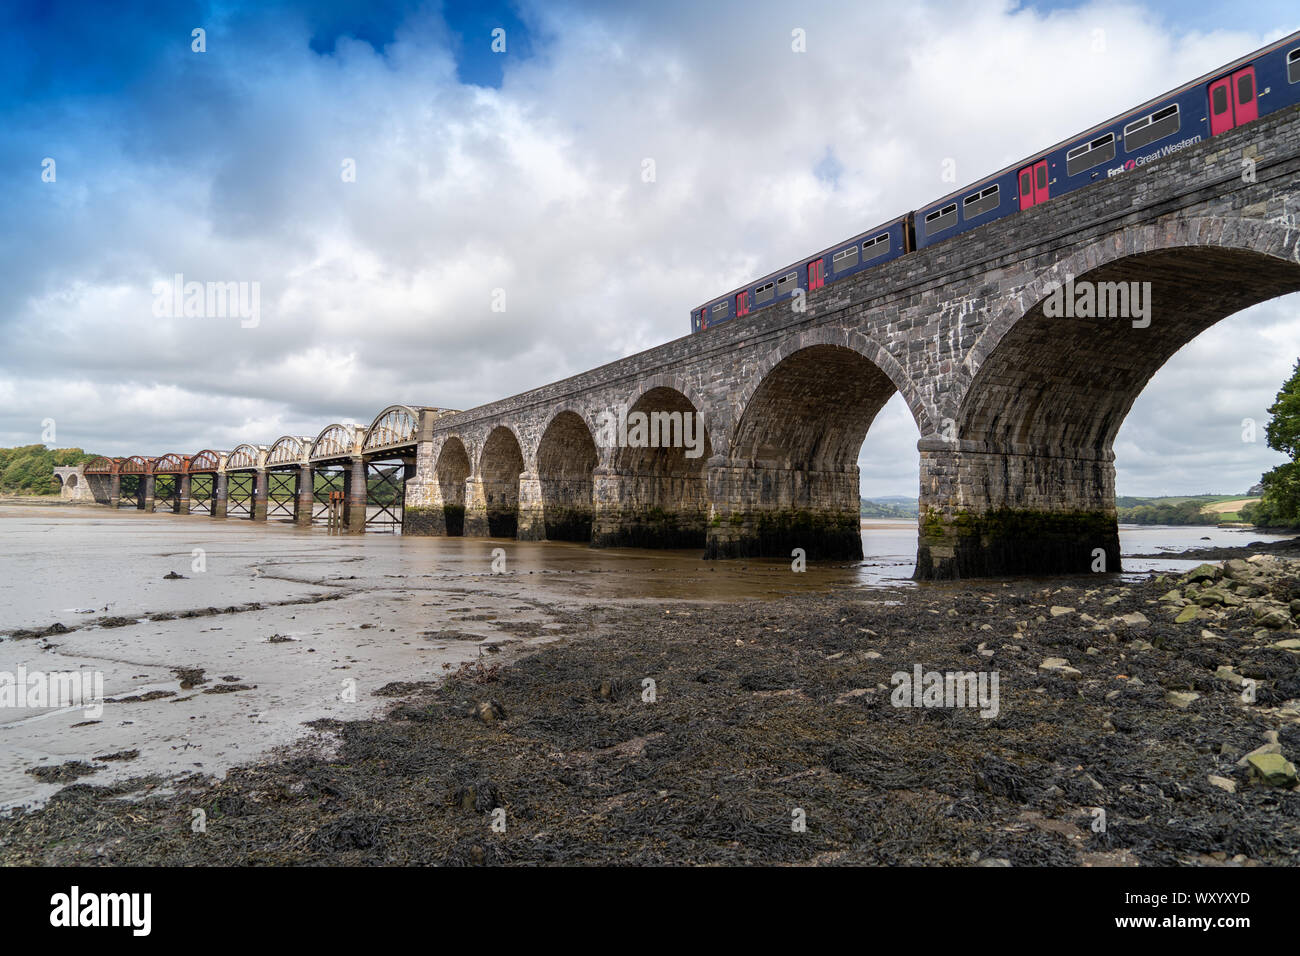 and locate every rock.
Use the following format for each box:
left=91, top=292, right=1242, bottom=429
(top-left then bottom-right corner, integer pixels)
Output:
left=1268, top=638, right=1300, bottom=652
left=1236, top=742, right=1282, bottom=768
left=1159, top=590, right=1185, bottom=604
left=1126, top=639, right=1154, bottom=651
left=1196, top=588, right=1242, bottom=608
left=1215, top=666, right=1245, bottom=687
left=834, top=688, right=873, bottom=704
left=162, top=571, right=186, bottom=580
left=1253, top=607, right=1291, bottom=629
left=1039, top=657, right=1081, bottom=678
left=1050, top=606, right=1075, bottom=617
left=472, top=700, right=505, bottom=724
left=1247, top=554, right=1275, bottom=565
left=1166, top=690, right=1200, bottom=709
left=1208, top=775, right=1238, bottom=793
left=976, top=857, right=1012, bottom=867
left=1117, top=612, right=1149, bottom=626
left=1200, top=629, right=1222, bottom=640
left=1223, top=558, right=1253, bottom=579
left=1174, top=606, right=1200, bottom=624
left=1246, top=753, right=1298, bottom=787
left=863, top=650, right=882, bottom=659
left=1184, top=563, right=1222, bottom=583
left=1103, top=595, right=1121, bottom=606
